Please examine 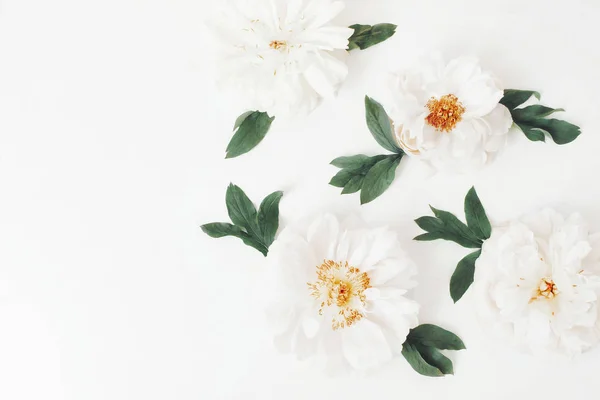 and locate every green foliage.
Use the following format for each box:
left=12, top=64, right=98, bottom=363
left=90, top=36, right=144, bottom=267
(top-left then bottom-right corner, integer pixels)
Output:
left=329, top=97, right=405, bottom=204
left=348, top=23, right=397, bottom=51
left=414, top=187, right=491, bottom=301
left=201, top=184, right=282, bottom=256
left=226, top=111, right=275, bottom=158
left=500, top=89, right=580, bottom=145
left=402, top=324, right=465, bottom=377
